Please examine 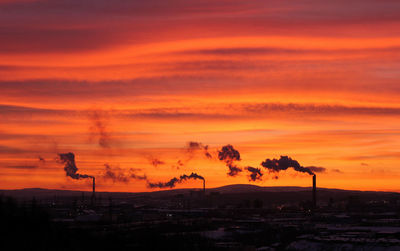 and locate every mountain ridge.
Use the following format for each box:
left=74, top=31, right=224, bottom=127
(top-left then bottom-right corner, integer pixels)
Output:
left=1, top=184, right=398, bottom=199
